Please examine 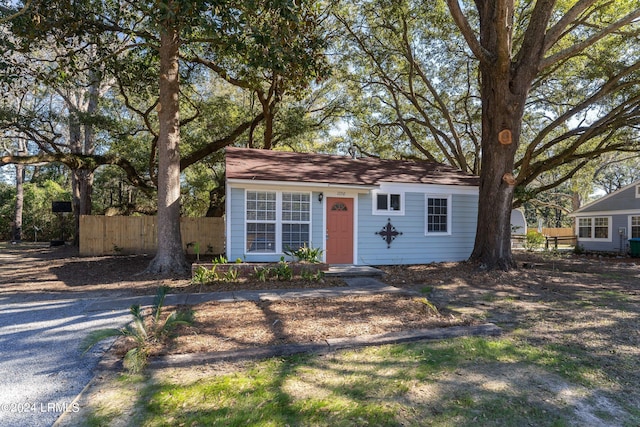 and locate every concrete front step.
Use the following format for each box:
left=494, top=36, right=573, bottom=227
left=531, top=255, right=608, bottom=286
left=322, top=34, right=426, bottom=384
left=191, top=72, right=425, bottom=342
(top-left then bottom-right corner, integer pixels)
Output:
left=326, top=265, right=384, bottom=277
